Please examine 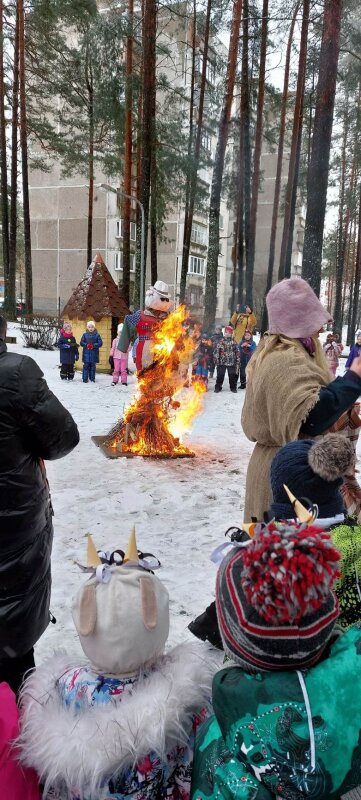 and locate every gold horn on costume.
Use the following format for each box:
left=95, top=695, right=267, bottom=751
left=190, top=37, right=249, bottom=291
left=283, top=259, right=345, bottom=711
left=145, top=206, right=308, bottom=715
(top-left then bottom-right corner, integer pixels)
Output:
left=86, top=533, right=102, bottom=567
left=283, top=485, right=317, bottom=524
left=124, top=526, right=139, bottom=562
